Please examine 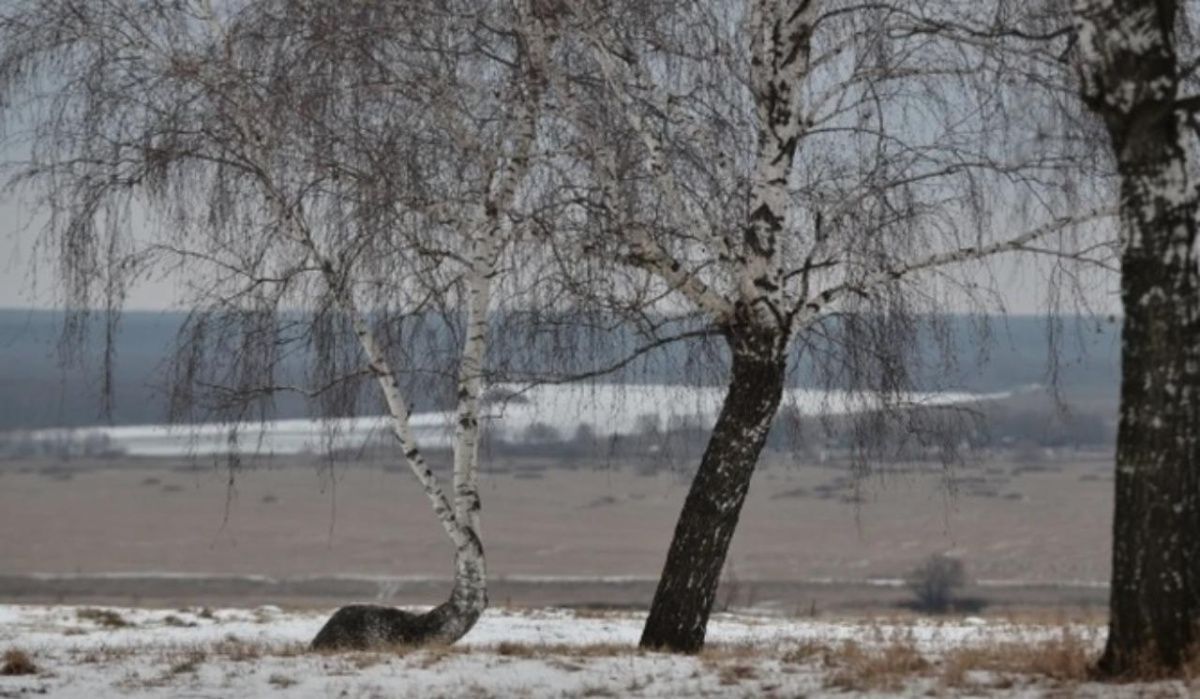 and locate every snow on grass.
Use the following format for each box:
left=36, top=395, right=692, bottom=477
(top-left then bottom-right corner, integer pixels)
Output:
left=0, top=604, right=1192, bottom=697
